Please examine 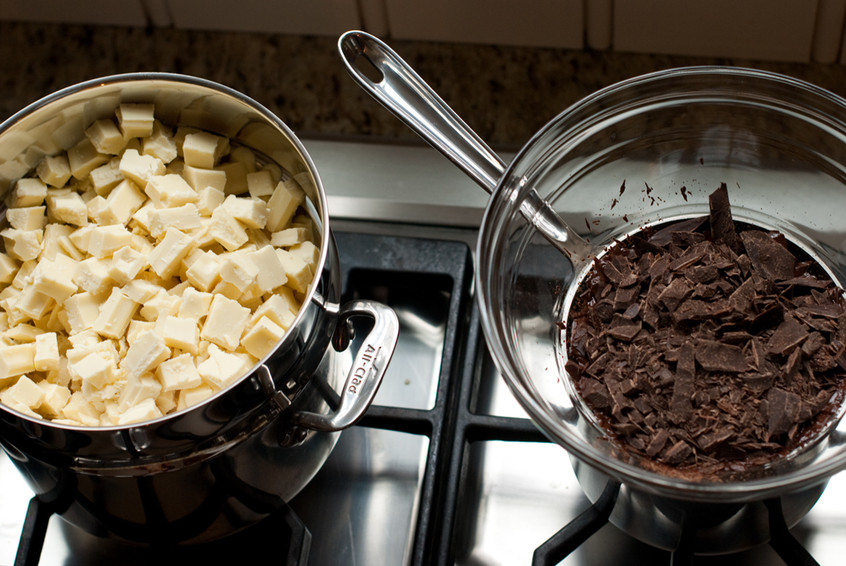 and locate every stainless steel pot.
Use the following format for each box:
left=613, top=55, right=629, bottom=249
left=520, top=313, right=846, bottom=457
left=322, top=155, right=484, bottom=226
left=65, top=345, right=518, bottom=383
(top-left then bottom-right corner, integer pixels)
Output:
left=0, top=73, right=399, bottom=544
left=339, top=31, right=846, bottom=554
